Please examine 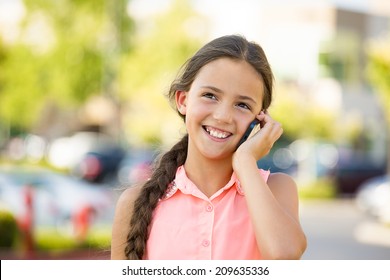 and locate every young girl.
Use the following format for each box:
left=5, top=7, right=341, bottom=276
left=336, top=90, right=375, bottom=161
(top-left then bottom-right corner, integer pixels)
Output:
left=111, top=35, right=307, bottom=260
